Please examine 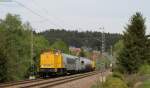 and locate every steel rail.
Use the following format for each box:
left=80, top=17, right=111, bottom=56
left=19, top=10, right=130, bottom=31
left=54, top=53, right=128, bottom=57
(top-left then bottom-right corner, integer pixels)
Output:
left=0, top=78, right=44, bottom=88
left=20, top=71, right=98, bottom=88
left=0, top=71, right=98, bottom=88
